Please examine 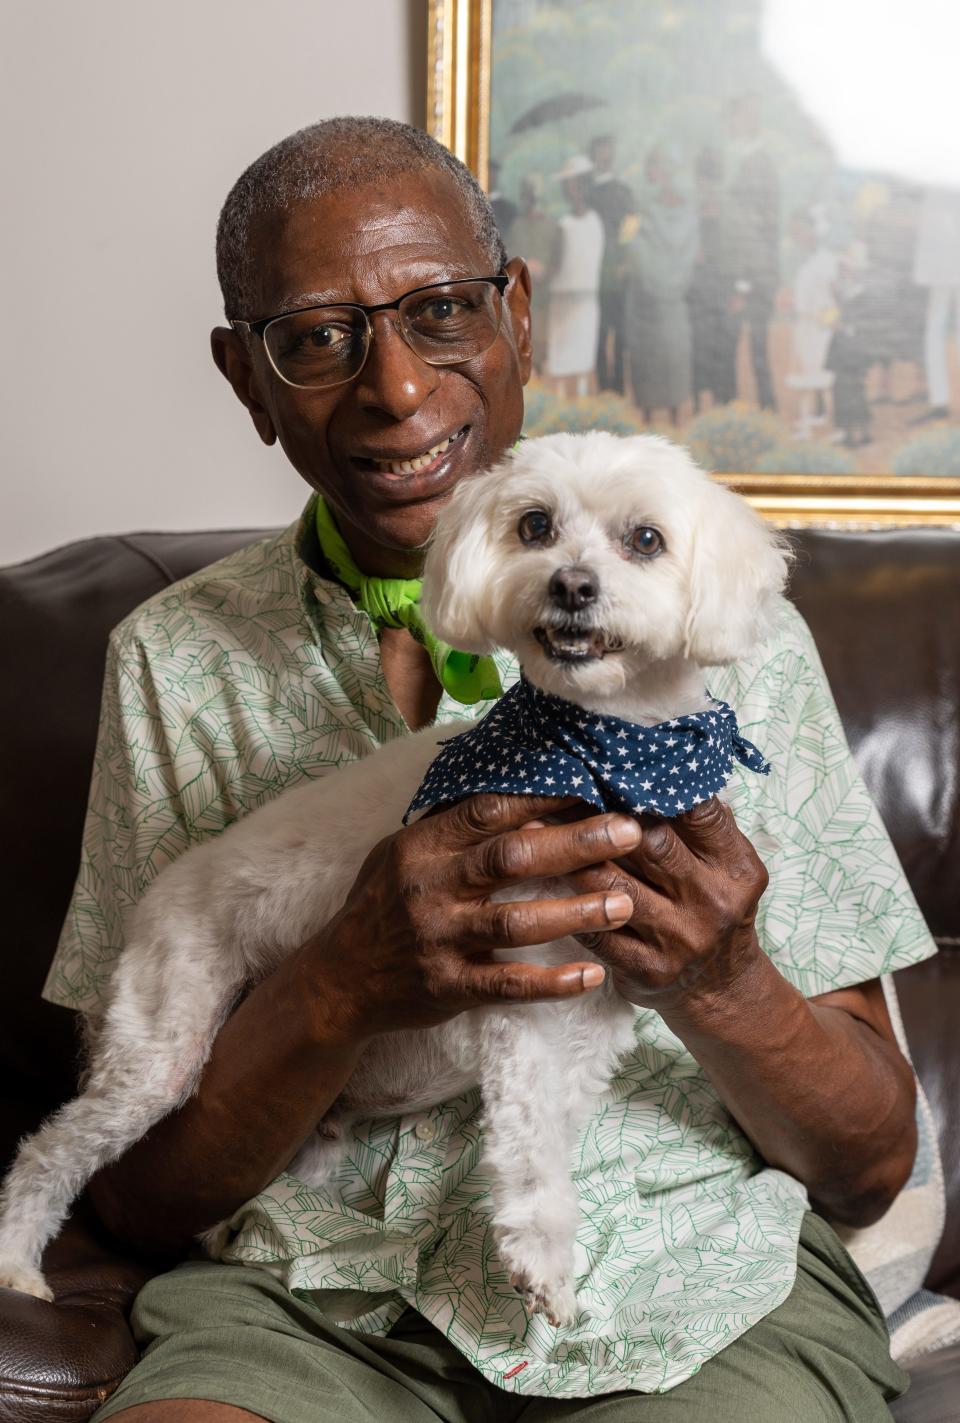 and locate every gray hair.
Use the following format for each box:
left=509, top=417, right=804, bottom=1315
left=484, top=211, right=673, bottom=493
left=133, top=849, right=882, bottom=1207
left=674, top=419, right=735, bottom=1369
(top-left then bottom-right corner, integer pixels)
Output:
left=216, top=116, right=507, bottom=318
